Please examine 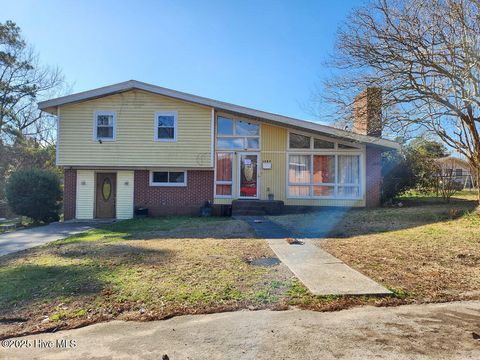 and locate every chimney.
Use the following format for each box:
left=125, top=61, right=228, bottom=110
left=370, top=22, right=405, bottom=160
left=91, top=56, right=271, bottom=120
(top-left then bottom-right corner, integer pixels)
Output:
left=353, top=87, right=382, bottom=137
